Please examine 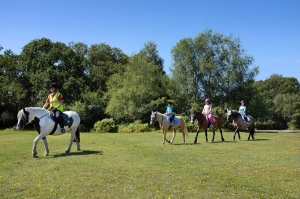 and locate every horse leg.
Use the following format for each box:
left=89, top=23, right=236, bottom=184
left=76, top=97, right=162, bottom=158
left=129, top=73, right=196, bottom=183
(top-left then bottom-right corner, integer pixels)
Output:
left=211, top=128, right=215, bottom=142
left=75, top=127, right=81, bottom=151
left=65, top=129, right=76, bottom=155
left=194, top=129, right=200, bottom=144
left=32, top=134, right=45, bottom=158
left=233, top=127, right=238, bottom=141
left=220, top=128, right=225, bottom=141
left=170, top=130, right=176, bottom=144
left=249, top=124, right=255, bottom=140
left=205, top=129, right=208, bottom=143
left=42, top=138, right=49, bottom=156
left=162, top=130, right=166, bottom=144
left=237, top=129, right=241, bottom=140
